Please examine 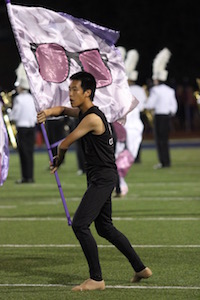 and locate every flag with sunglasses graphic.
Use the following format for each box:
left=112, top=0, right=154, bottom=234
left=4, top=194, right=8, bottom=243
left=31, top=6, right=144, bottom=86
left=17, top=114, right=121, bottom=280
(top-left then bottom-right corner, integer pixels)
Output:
left=6, top=1, right=138, bottom=123
left=0, top=101, right=9, bottom=186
